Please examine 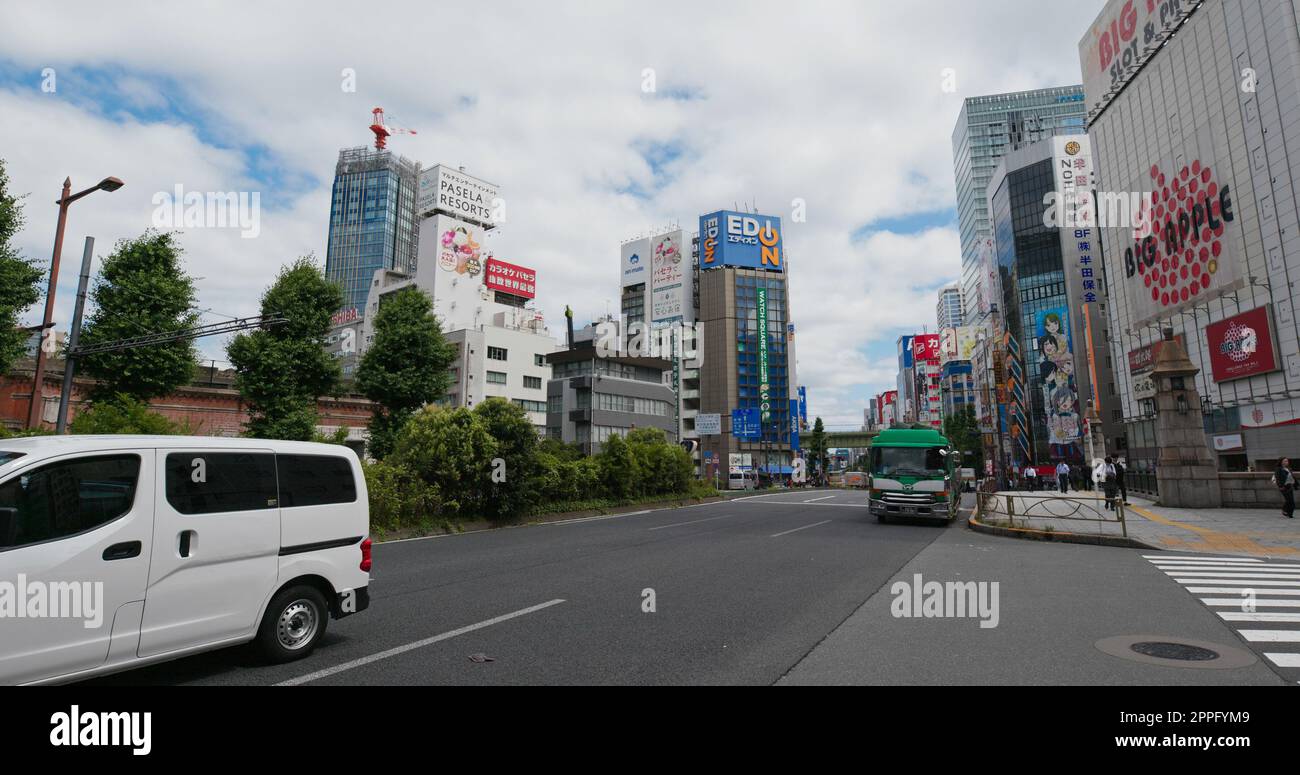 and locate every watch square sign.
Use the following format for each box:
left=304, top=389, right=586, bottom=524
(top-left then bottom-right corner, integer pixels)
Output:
left=1206, top=305, right=1278, bottom=383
